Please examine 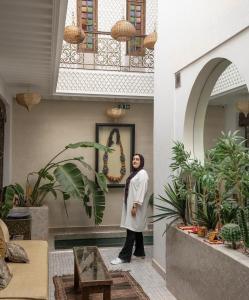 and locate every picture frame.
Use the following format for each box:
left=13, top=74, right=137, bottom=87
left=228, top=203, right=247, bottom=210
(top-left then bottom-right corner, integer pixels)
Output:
left=96, top=123, right=135, bottom=188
